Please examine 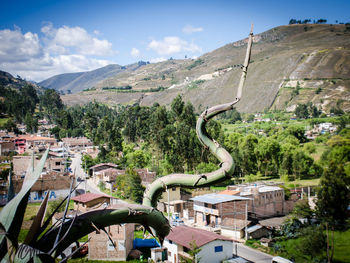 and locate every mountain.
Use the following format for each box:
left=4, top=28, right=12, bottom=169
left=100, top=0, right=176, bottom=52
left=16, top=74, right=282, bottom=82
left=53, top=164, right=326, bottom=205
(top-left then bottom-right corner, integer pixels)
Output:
left=56, top=24, right=350, bottom=112
left=39, top=64, right=138, bottom=93
left=0, top=70, right=43, bottom=92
